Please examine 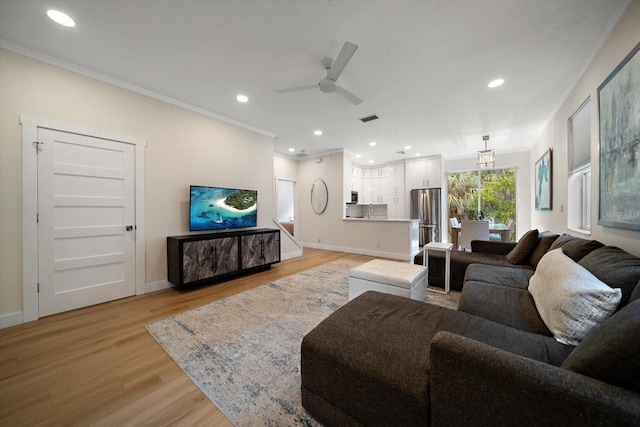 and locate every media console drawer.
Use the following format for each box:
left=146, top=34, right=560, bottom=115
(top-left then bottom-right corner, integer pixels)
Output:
left=167, top=228, right=280, bottom=288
